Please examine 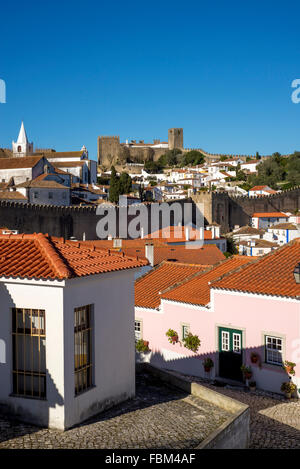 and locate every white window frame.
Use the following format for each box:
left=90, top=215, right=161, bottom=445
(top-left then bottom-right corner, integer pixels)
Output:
left=265, top=335, right=283, bottom=365
left=135, top=319, right=142, bottom=343
left=221, top=331, right=230, bottom=351
left=232, top=333, right=241, bottom=354
left=181, top=324, right=190, bottom=340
